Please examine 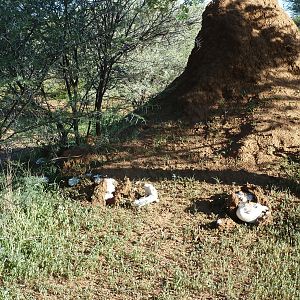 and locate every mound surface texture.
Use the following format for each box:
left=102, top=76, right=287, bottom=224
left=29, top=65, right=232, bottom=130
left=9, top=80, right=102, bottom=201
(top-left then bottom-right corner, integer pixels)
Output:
left=168, top=0, right=300, bottom=120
